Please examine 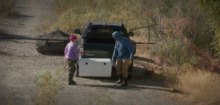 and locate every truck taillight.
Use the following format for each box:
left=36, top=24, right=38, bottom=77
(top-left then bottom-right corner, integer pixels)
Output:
left=80, top=46, right=84, bottom=55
